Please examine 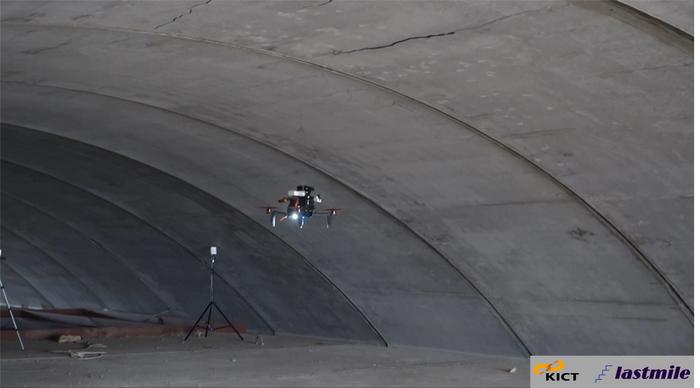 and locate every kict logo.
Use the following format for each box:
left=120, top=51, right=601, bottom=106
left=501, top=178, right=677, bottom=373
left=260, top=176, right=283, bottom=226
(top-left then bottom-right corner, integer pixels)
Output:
left=533, top=360, right=580, bottom=382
